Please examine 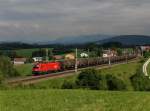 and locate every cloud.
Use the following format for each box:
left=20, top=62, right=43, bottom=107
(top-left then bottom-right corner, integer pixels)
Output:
left=0, top=0, right=150, bottom=42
